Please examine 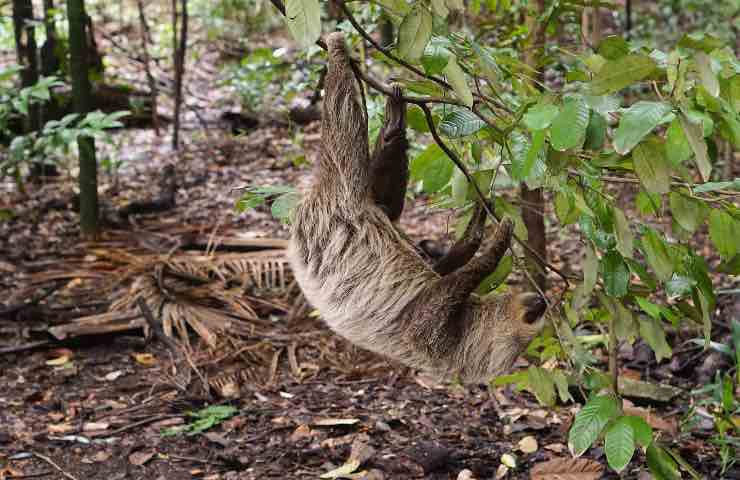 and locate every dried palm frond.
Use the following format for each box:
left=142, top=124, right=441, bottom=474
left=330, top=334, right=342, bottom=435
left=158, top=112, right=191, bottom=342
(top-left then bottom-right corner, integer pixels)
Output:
left=109, top=249, right=293, bottom=347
